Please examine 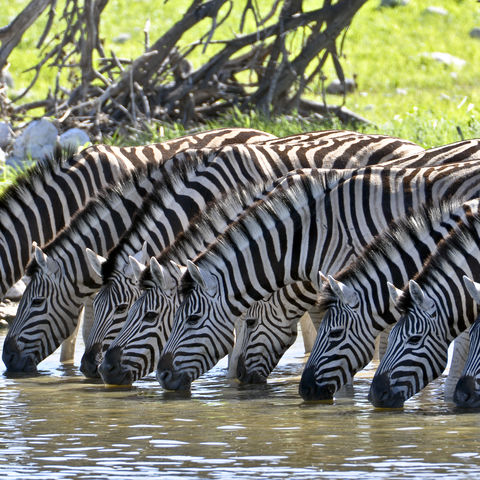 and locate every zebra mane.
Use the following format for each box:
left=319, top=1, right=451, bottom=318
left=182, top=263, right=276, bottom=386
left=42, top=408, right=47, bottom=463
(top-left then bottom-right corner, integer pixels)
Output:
left=171, top=168, right=340, bottom=293
left=0, top=145, right=77, bottom=228
left=138, top=175, right=281, bottom=290
left=25, top=163, right=158, bottom=276
left=395, top=206, right=480, bottom=313
left=316, top=199, right=472, bottom=311
left=99, top=145, right=238, bottom=280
